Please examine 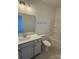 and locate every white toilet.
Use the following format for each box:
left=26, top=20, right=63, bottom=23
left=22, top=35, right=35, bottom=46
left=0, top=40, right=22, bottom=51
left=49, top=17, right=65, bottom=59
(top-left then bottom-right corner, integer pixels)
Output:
left=42, top=40, right=51, bottom=51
